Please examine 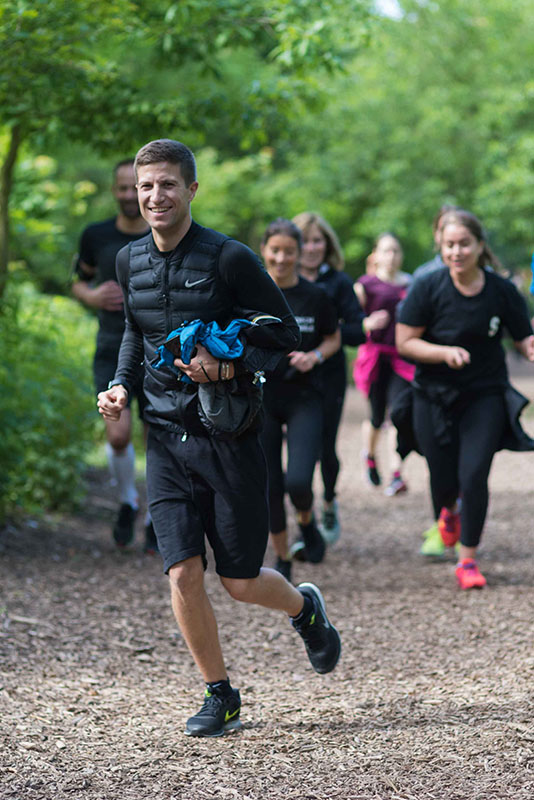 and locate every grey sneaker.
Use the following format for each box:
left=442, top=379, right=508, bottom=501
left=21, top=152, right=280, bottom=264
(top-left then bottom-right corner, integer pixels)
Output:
left=318, top=500, right=341, bottom=545
left=290, top=583, right=341, bottom=674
